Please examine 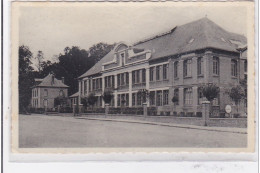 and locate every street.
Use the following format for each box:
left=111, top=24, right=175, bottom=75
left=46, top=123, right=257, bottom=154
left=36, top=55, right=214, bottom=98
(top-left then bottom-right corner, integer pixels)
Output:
left=19, top=114, right=247, bottom=148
